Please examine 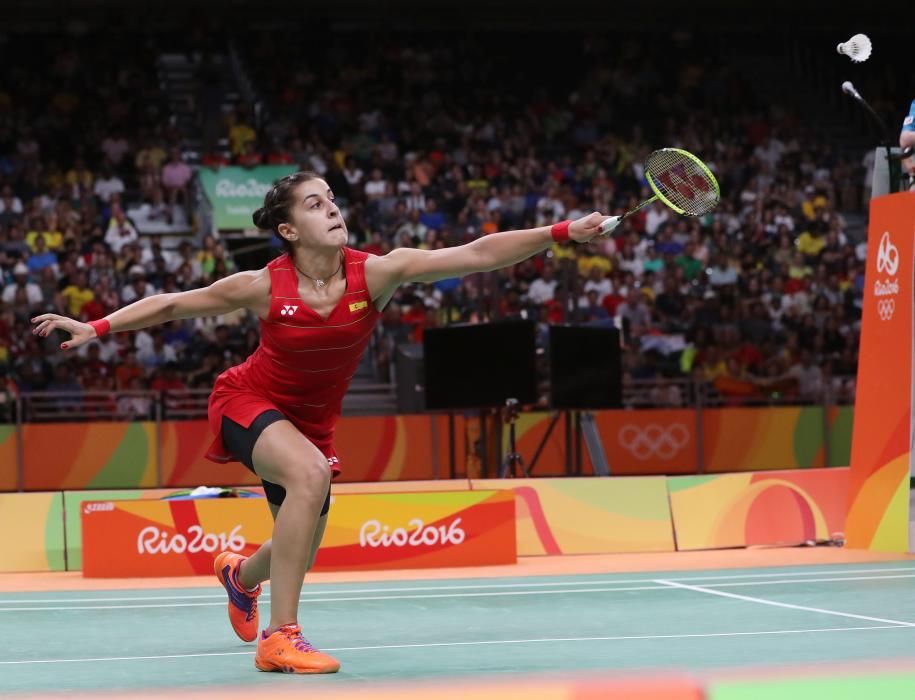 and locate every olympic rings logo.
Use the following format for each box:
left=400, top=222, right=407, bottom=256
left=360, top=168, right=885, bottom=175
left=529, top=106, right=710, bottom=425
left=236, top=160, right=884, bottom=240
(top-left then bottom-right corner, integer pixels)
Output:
left=617, top=423, right=690, bottom=461
left=876, top=232, right=899, bottom=276
left=878, top=299, right=895, bottom=321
